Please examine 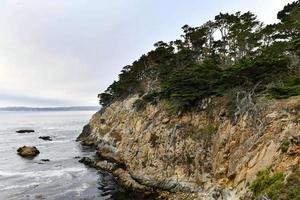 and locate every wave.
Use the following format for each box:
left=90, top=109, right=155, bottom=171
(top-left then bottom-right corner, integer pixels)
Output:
left=0, top=167, right=85, bottom=179
left=0, top=182, right=42, bottom=191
